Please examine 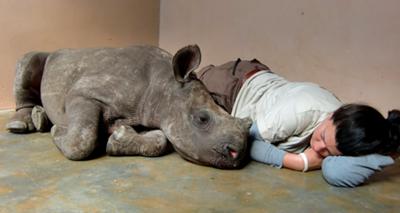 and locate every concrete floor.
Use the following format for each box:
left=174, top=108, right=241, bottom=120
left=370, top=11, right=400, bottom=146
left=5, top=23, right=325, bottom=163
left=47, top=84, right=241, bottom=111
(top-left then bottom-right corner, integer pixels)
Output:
left=0, top=110, right=399, bottom=212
